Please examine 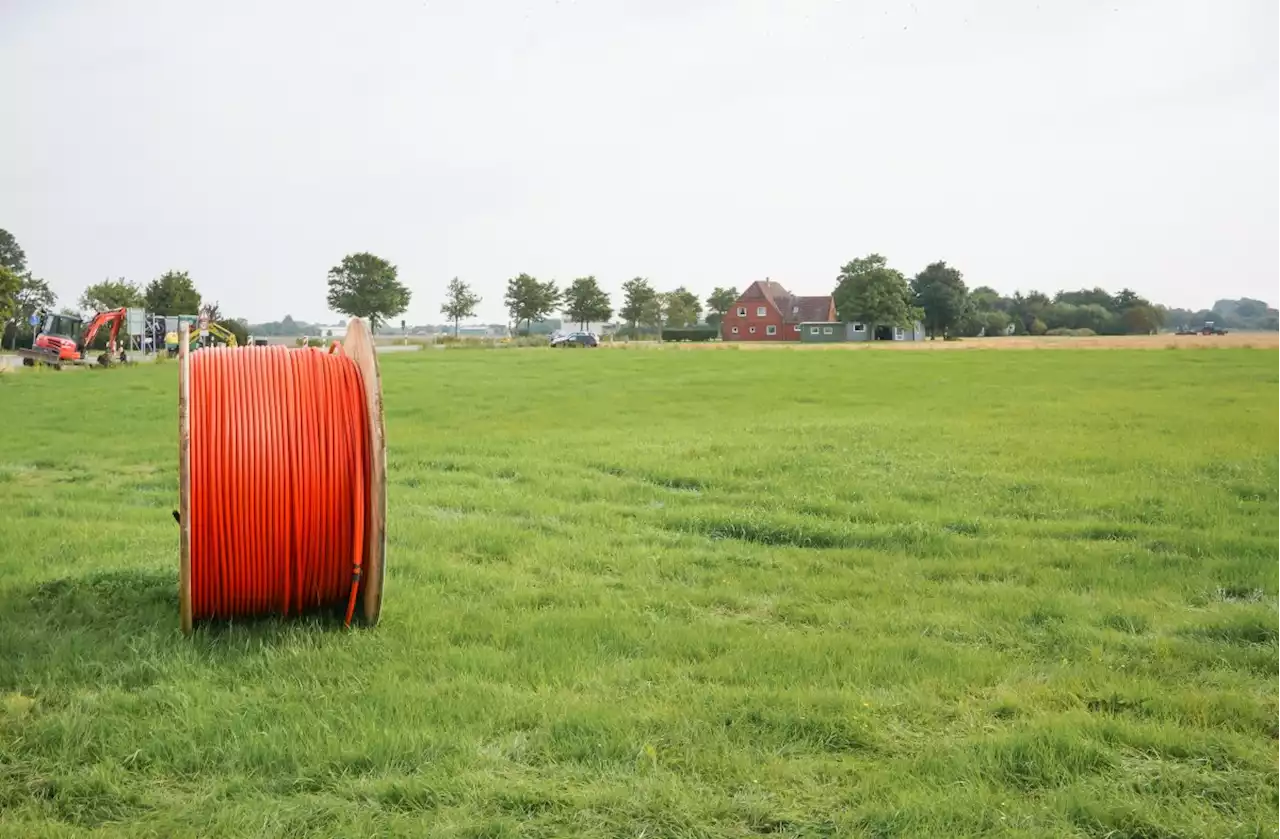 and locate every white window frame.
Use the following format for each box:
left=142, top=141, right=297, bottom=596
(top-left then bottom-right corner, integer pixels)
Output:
left=823, top=326, right=833, bottom=335
left=756, top=306, right=767, bottom=317
left=737, top=307, right=746, bottom=317
left=809, top=326, right=820, bottom=335
left=852, top=322, right=866, bottom=333
left=766, top=324, right=777, bottom=335
left=895, top=326, right=906, bottom=340
left=793, top=324, right=800, bottom=332
left=749, top=326, right=757, bottom=334
left=731, top=326, right=739, bottom=334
